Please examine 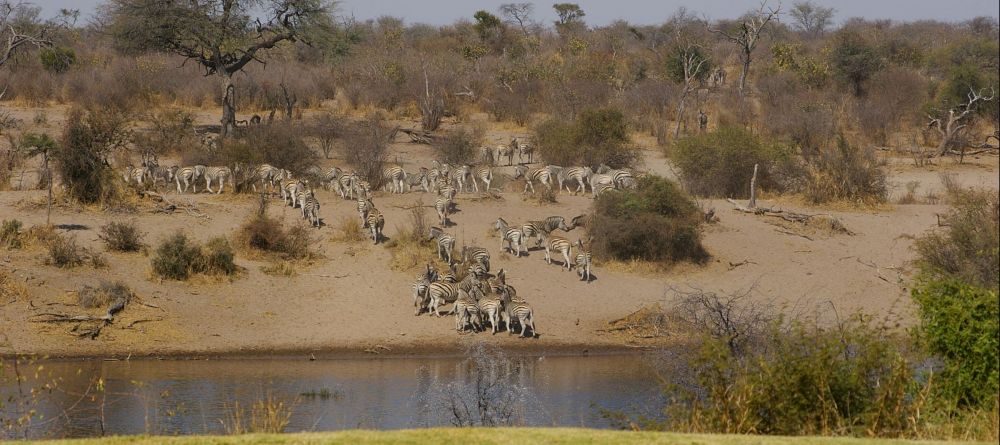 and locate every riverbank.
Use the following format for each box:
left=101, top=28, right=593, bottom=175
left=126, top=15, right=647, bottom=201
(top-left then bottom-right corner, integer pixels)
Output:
left=25, top=428, right=993, bottom=445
